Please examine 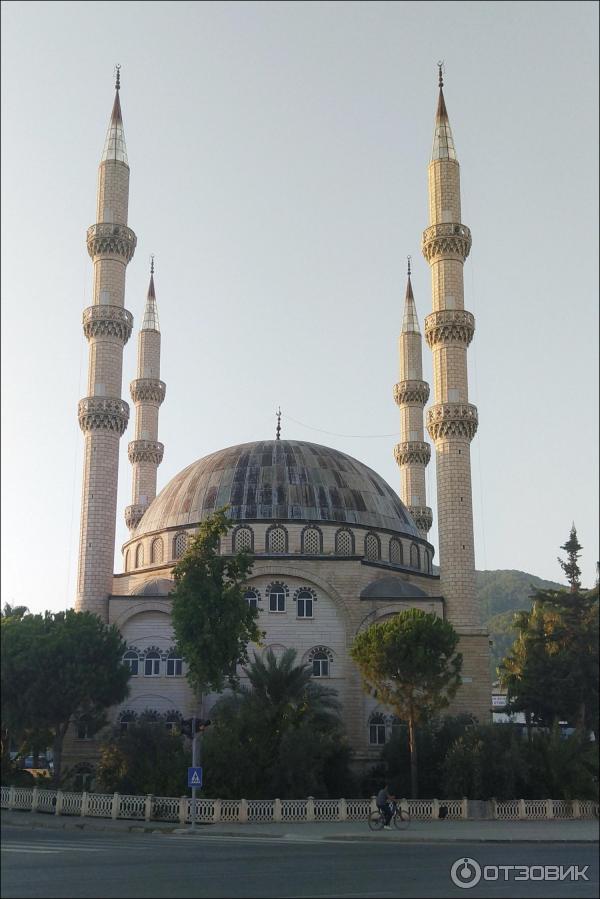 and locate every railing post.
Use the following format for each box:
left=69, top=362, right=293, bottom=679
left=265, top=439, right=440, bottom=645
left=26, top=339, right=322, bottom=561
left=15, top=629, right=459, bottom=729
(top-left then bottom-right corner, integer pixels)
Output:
left=31, top=787, right=39, bottom=812
left=432, top=798, right=439, bottom=819
left=518, top=799, right=526, bottom=820
left=273, top=798, right=282, bottom=823
left=339, top=798, right=347, bottom=822
left=145, top=794, right=153, bottom=822
left=546, top=798, right=554, bottom=819
left=238, top=798, right=248, bottom=824
left=306, top=796, right=315, bottom=822
left=111, top=792, right=120, bottom=820
left=8, top=786, right=16, bottom=810
left=212, top=798, right=222, bottom=823
left=178, top=796, right=188, bottom=825
left=462, top=797, right=469, bottom=819
left=81, top=791, right=89, bottom=817
left=572, top=799, right=581, bottom=819
left=370, top=795, right=378, bottom=813
left=491, top=798, right=498, bottom=819
left=55, top=791, right=64, bottom=816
